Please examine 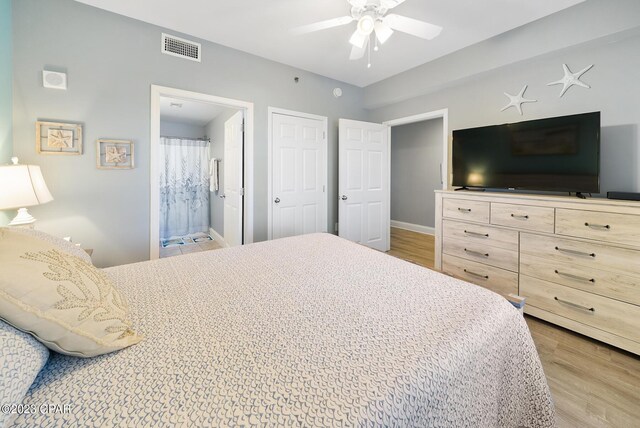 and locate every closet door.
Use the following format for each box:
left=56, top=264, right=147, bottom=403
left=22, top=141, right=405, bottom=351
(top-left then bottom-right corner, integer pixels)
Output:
left=271, top=112, right=327, bottom=239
